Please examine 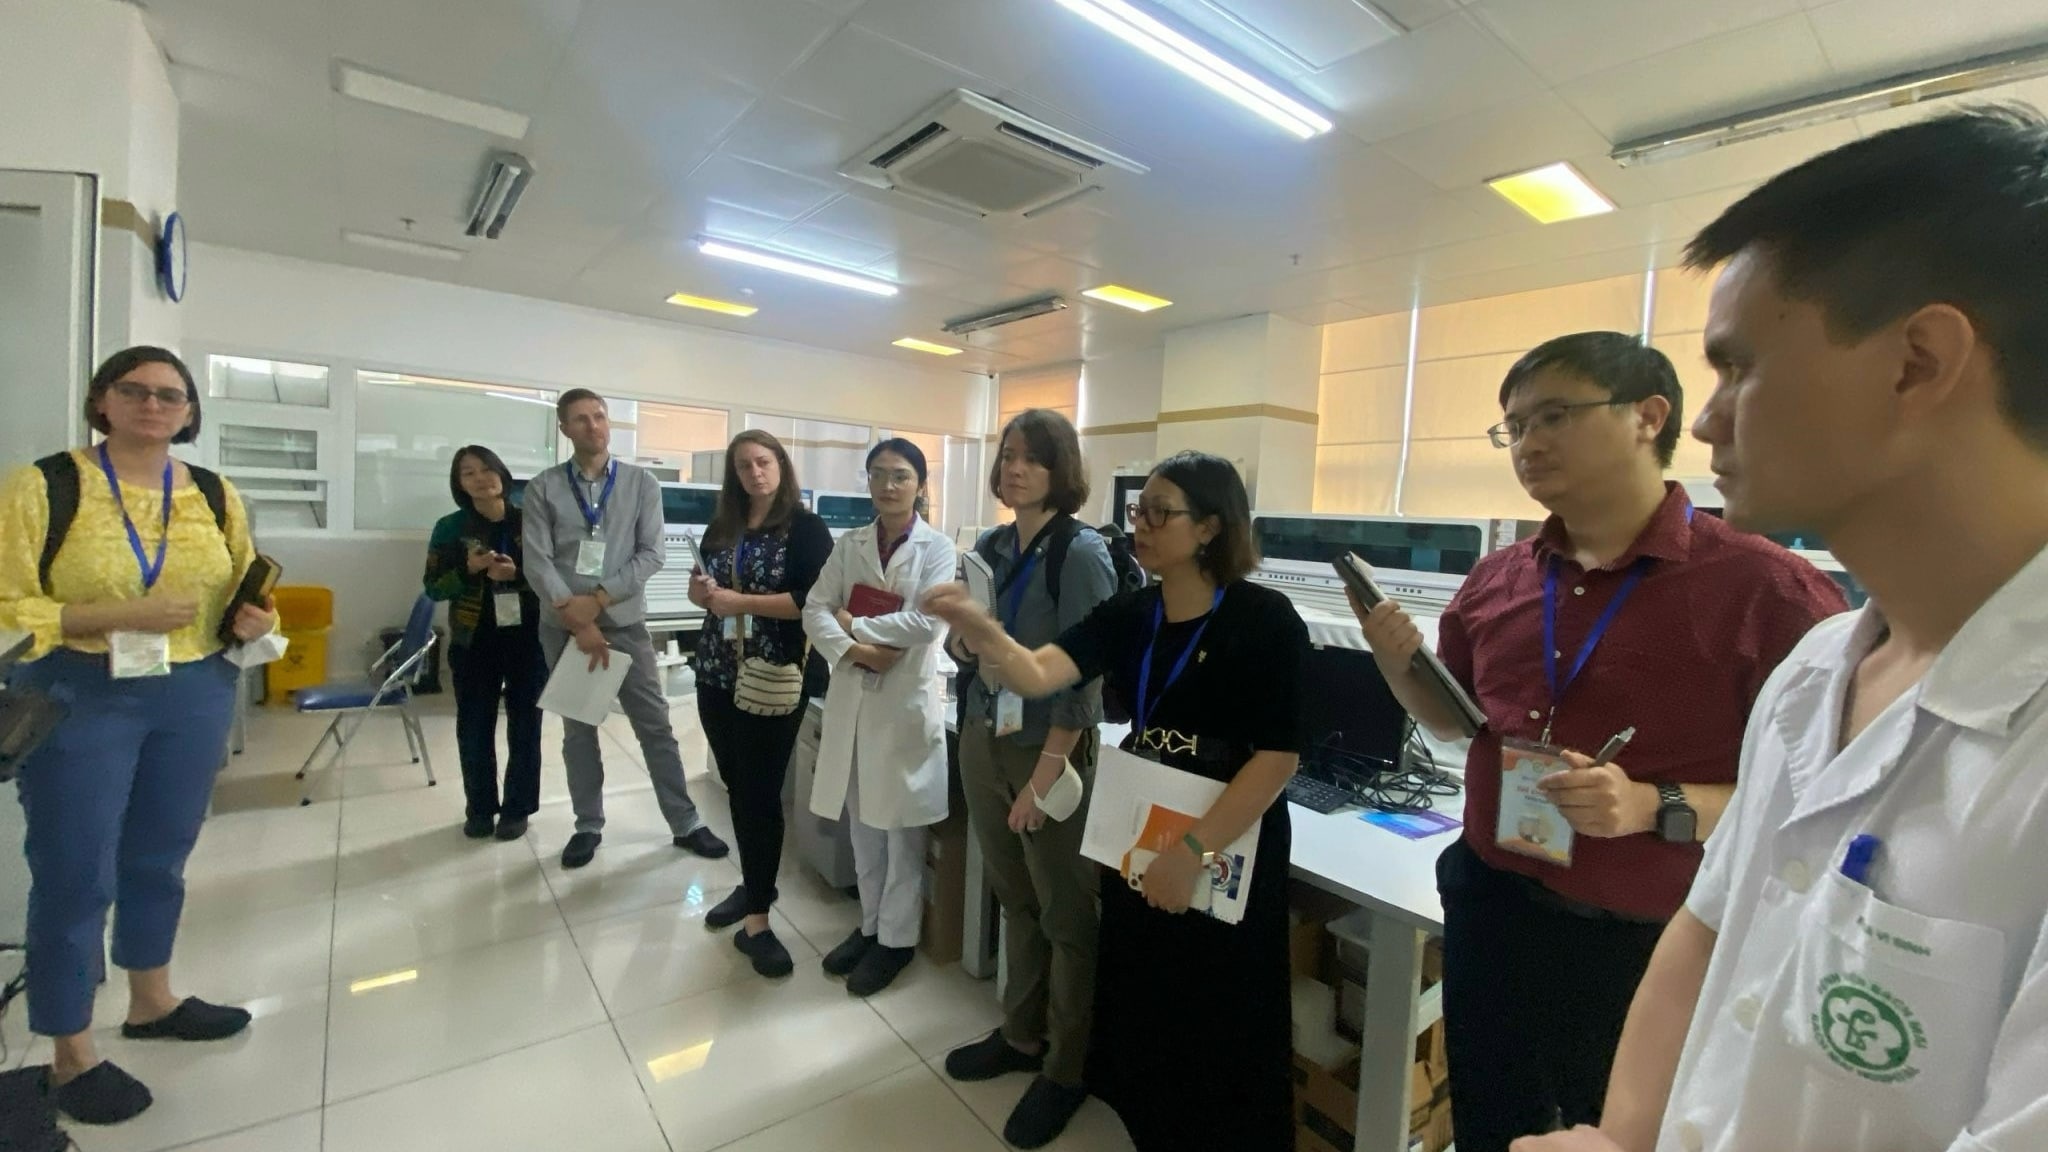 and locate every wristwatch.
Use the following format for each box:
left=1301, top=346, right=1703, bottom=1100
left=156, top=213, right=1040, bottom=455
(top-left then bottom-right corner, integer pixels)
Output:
left=1655, top=783, right=1698, bottom=843
left=1181, top=832, right=1218, bottom=866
